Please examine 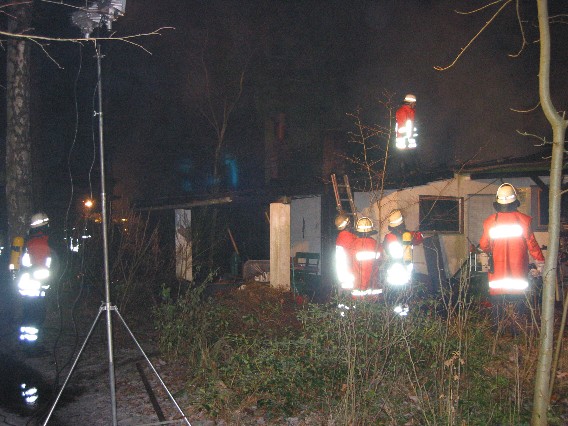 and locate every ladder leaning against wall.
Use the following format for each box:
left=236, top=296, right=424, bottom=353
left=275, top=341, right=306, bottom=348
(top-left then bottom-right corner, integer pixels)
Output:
left=331, top=173, right=357, bottom=218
